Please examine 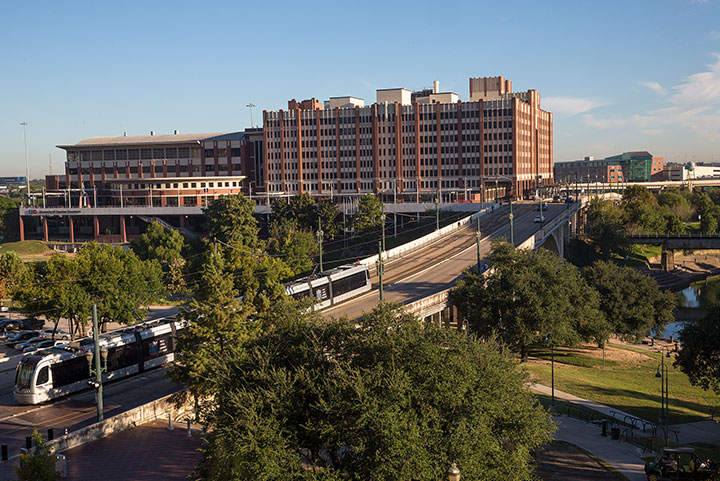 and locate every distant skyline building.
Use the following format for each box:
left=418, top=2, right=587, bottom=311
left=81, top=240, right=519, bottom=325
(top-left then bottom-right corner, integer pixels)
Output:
left=261, top=75, right=553, bottom=200
left=554, top=151, right=664, bottom=184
